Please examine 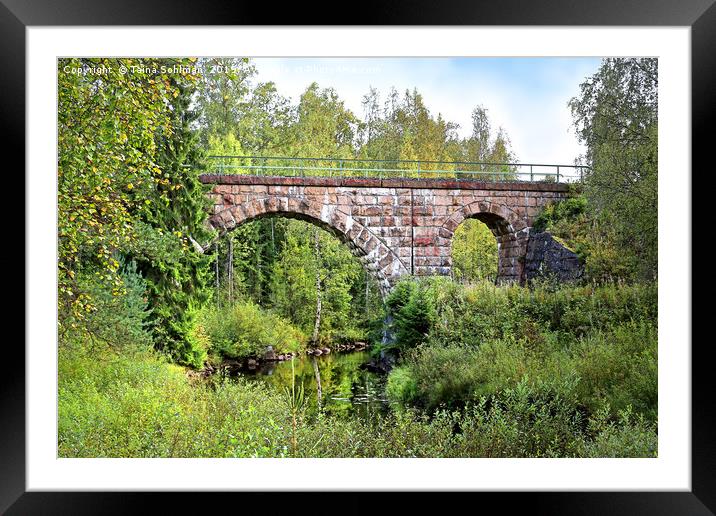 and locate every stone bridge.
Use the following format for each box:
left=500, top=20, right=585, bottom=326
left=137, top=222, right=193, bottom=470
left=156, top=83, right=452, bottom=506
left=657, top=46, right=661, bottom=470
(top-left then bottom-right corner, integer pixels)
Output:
left=199, top=174, right=572, bottom=295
